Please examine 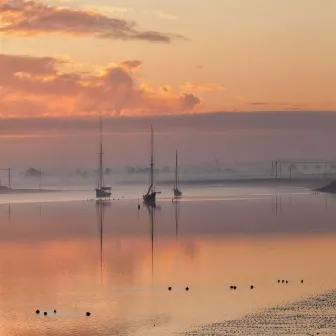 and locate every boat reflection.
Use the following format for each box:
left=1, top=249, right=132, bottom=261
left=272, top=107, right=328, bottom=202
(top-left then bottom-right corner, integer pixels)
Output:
left=96, top=200, right=111, bottom=282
